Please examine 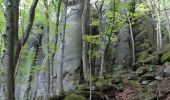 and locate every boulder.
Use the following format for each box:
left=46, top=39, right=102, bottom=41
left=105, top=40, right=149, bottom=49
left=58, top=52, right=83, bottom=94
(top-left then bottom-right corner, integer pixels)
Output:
left=161, top=51, right=170, bottom=63
left=140, top=55, right=159, bottom=65
left=136, top=51, right=148, bottom=62
left=114, top=25, right=132, bottom=69
left=140, top=73, right=155, bottom=84
left=163, top=62, right=170, bottom=77
left=135, top=30, right=148, bottom=43
left=136, top=67, right=148, bottom=76
left=132, top=62, right=142, bottom=71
